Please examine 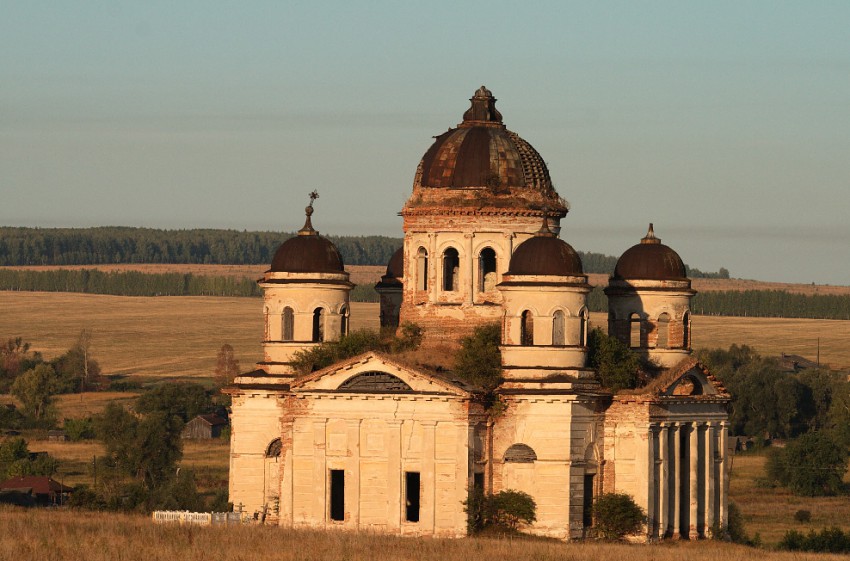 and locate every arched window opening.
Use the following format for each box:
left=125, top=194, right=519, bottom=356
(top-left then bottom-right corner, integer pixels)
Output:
left=312, top=308, right=325, bottom=343
left=266, top=438, right=282, bottom=458
left=552, top=310, right=566, bottom=346
left=340, top=305, right=349, bottom=336
left=442, top=248, right=459, bottom=291
left=478, top=248, right=497, bottom=292
left=282, top=307, right=294, bottom=342
left=504, top=443, right=537, bottom=463
left=521, top=310, right=534, bottom=346
left=630, top=313, right=641, bottom=348
left=416, top=247, right=428, bottom=291
left=656, top=313, right=670, bottom=349
left=682, top=311, right=691, bottom=350
left=580, top=308, right=589, bottom=346
left=672, top=375, right=703, bottom=396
